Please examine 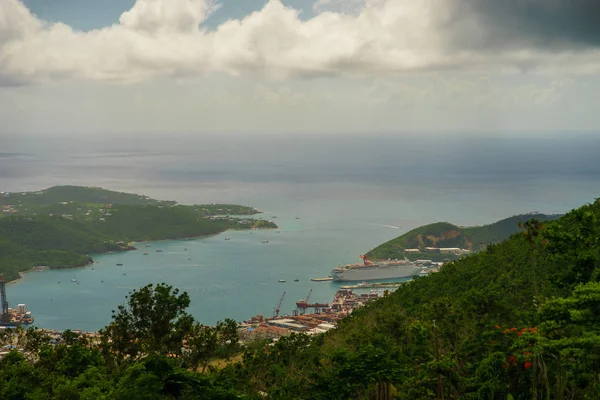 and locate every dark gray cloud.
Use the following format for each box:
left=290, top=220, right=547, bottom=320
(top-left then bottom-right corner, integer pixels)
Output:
left=0, top=74, right=29, bottom=87
left=446, top=0, right=600, bottom=51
